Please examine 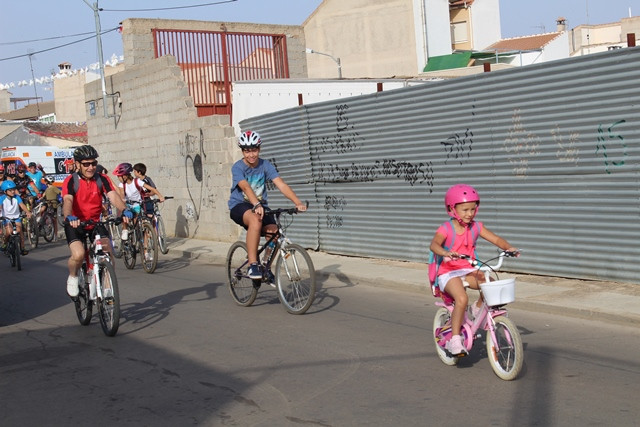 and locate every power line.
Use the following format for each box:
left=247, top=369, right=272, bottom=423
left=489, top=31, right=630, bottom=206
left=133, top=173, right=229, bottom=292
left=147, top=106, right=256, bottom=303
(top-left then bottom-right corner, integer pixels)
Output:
left=100, top=0, right=237, bottom=12
left=0, top=31, right=97, bottom=46
left=0, top=27, right=120, bottom=62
